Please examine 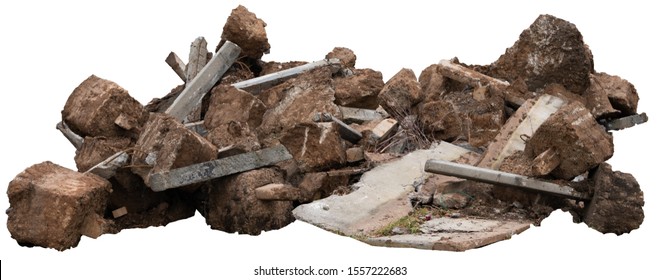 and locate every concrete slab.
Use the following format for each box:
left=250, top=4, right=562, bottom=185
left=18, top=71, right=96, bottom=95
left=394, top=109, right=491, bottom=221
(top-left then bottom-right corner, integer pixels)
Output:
left=293, top=142, right=470, bottom=236
left=366, top=218, right=530, bottom=251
